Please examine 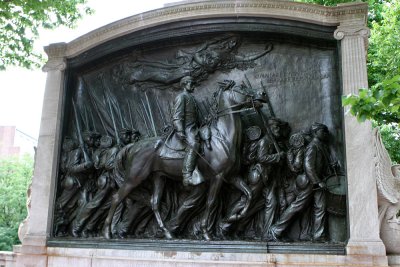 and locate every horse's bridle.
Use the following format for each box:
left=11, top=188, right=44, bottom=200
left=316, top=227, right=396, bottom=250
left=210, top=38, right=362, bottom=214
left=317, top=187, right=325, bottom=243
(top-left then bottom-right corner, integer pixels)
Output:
left=215, top=85, right=260, bottom=117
